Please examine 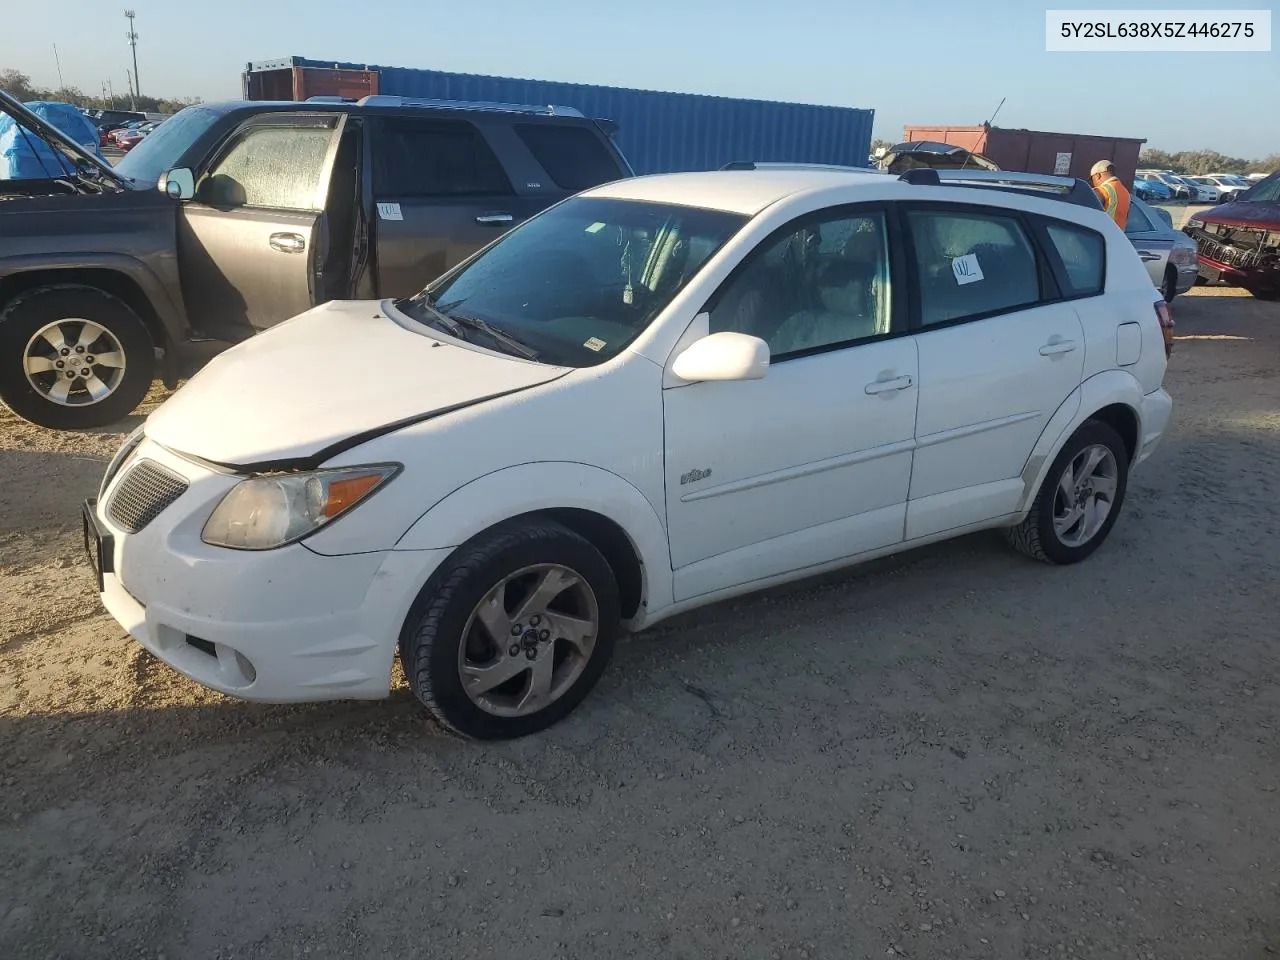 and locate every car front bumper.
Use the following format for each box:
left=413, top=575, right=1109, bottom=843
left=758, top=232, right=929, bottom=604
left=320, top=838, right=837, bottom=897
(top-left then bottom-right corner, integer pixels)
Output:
left=85, top=438, right=450, bottom=702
